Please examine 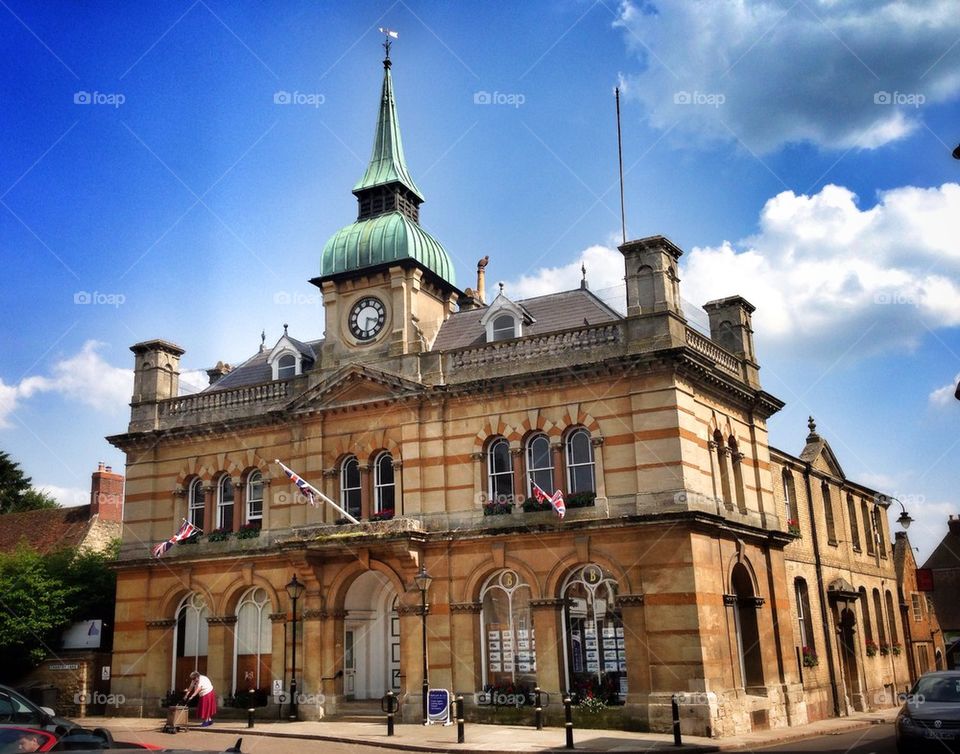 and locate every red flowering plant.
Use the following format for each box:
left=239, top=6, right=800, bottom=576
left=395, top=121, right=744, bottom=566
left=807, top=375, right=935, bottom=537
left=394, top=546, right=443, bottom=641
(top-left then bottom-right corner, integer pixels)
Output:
left=802, top=646, right=818, bottom=667
left=879, top=642, right=891, bottom=656
left=865, top=639, right=879, bottom=657
left=787, top=519, right=801, bottom=536
left=370, top=509, right=395, bottom=522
